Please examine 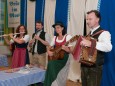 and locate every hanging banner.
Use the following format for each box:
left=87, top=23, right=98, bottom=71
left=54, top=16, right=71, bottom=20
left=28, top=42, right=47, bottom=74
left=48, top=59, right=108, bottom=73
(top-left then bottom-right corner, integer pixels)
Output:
left=7, top=0, right=20, bottom=28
